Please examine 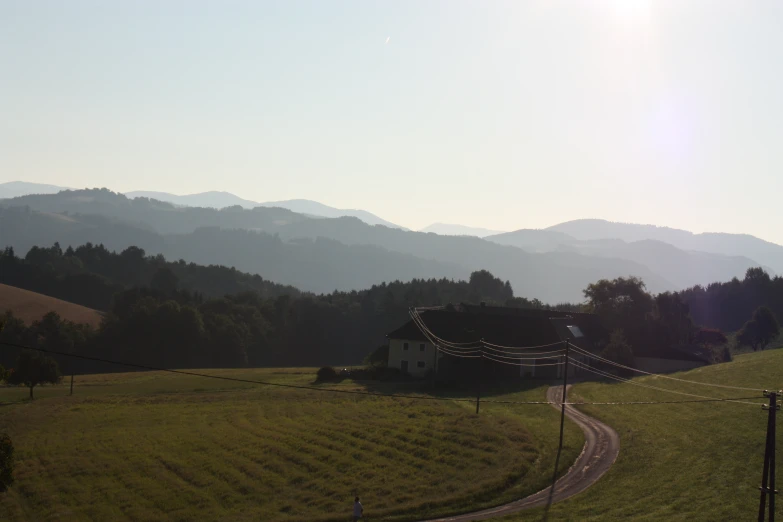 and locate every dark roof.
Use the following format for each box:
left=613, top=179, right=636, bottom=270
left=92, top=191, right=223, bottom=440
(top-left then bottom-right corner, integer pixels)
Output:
left=634, top=344, right=713, bottom=363
left=387, top=305, right=602, bottom=352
